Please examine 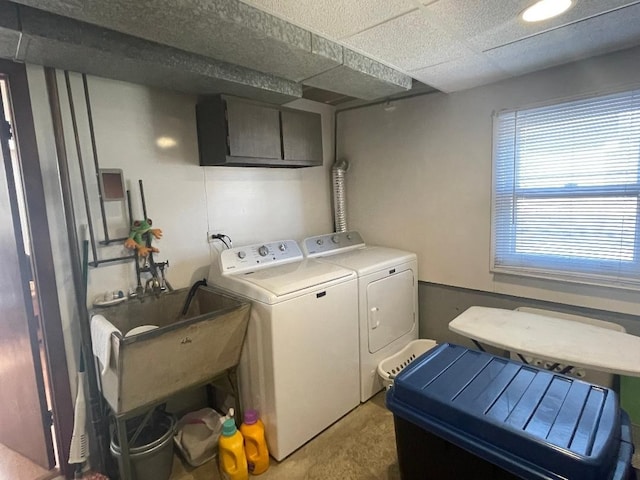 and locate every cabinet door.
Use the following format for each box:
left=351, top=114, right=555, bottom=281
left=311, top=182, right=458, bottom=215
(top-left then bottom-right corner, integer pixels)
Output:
left=281, top=109, right=323, bottom=165
left=226, top=100, right=281, bottom=159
